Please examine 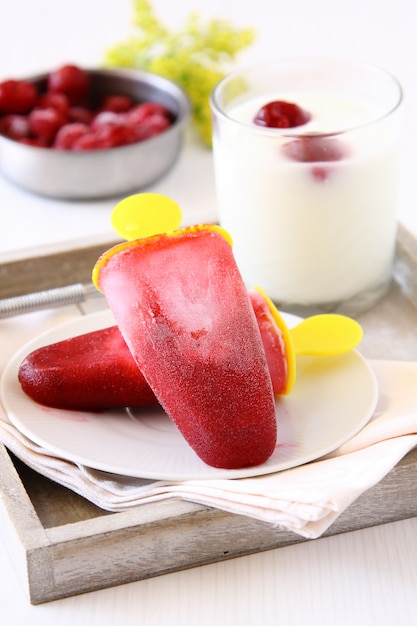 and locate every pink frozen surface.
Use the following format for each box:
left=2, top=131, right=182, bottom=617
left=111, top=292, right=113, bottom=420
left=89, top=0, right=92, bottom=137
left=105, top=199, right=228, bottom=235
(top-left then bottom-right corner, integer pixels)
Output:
left=96, top=227, right=277, bottom=469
